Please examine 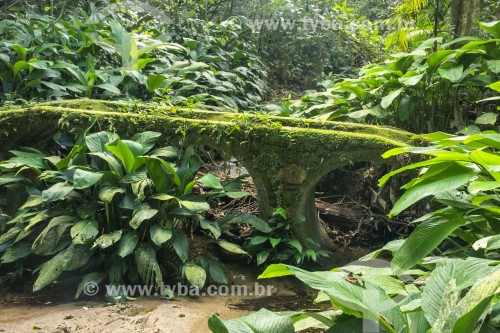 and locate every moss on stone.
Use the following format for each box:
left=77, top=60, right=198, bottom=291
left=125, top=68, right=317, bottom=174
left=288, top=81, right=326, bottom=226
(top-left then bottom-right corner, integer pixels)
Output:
left=0, top=100, right=414, bottom=250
